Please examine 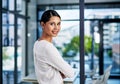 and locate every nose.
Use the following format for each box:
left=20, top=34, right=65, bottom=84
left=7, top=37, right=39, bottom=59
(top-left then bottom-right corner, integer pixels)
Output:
left=54, top=24, right=59, bottom=29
